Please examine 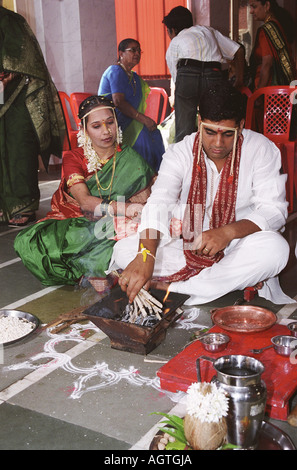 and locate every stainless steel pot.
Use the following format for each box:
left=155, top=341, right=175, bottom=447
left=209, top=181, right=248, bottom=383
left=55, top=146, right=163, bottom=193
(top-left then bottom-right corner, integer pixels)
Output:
left=271, top=335, right=297, bottom=356
left=197, top=354, right=267, bottom=449
left=198, top=333, right=230, bottom=353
